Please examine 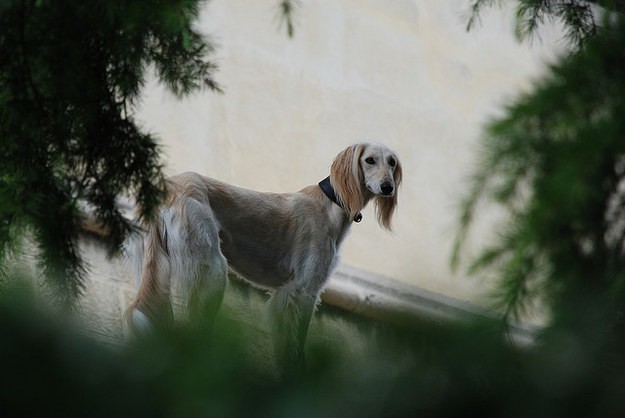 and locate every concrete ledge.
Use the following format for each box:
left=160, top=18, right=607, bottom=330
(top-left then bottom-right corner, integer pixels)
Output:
left=323, top=264, right=539, bottom=346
